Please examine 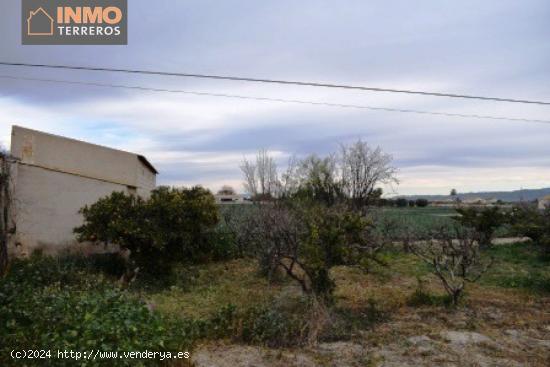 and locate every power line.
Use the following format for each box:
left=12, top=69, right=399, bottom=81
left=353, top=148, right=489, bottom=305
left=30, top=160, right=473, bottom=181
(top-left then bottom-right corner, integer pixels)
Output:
left=1, top=74, right=549, bottom=125
left=0, top=61, right=549, bottom=106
